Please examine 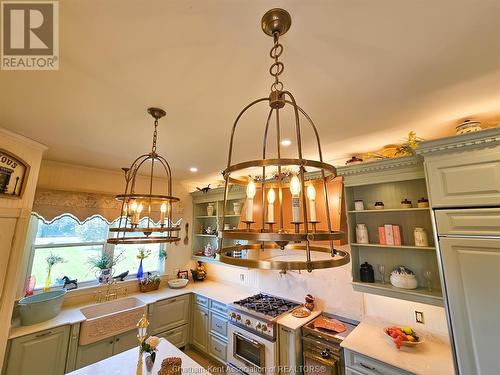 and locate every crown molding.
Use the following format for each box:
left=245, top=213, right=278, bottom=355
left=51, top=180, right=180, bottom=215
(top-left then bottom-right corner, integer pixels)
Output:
left=416, top=127, right=500, bottom=155
left=336, top=155, right=422, bottom=176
